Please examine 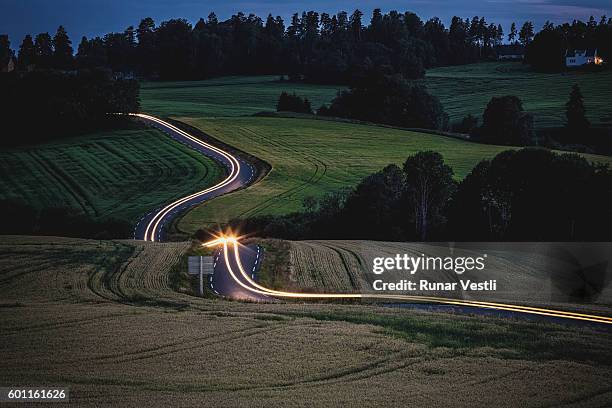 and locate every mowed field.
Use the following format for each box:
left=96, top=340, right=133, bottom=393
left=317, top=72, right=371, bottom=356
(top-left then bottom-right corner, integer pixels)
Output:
left=175, top=116, right=612, bottom=232
left=2, top=236, right=612, bottom=407
left=0, top=126, right=223, bottom=223
left=141, top=76, right=342, bottom=118
left=425, top=62, right=612, bottom=128
left=142, top=66, right=612, bottom=130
